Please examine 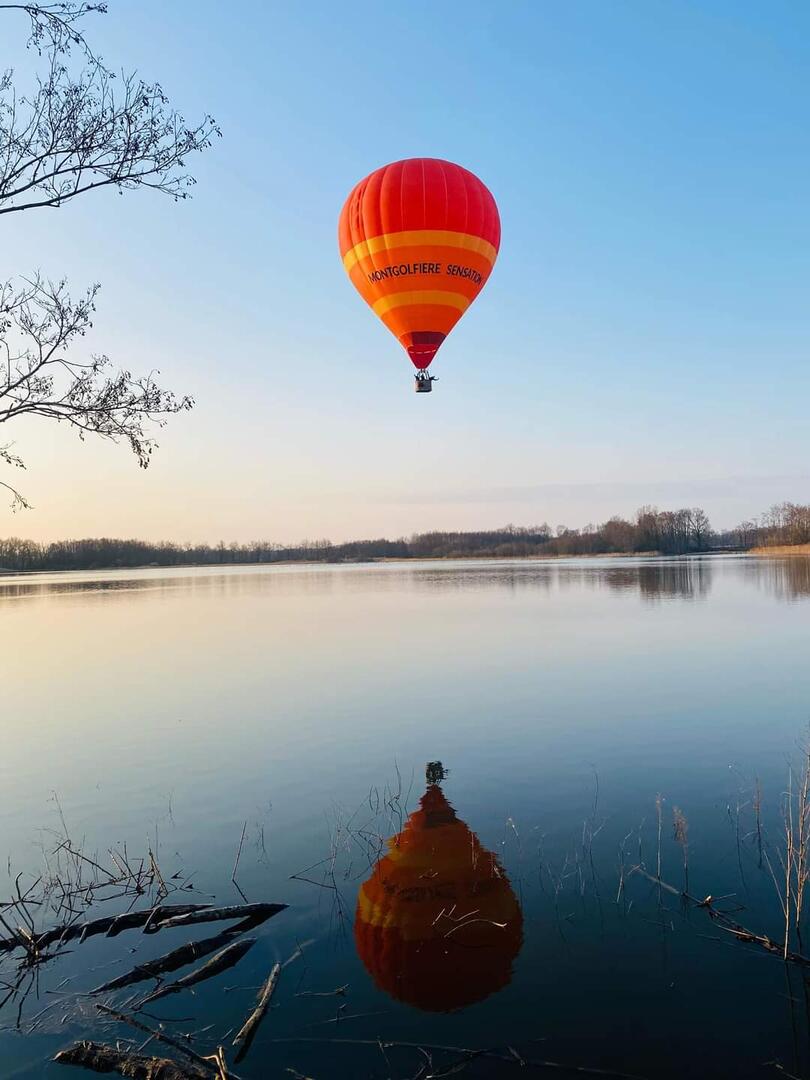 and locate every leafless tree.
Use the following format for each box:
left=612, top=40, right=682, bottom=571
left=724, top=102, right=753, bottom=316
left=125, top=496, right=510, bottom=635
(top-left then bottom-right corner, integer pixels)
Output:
left=0, top=275, right=192, bottom=508
left=690, top=507, right=711, bottom=551
left=736, top=519, right=756, bottom=548
left=0, top=3, right=218, bottom=506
